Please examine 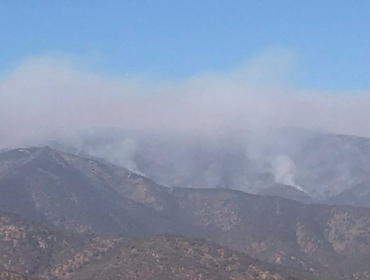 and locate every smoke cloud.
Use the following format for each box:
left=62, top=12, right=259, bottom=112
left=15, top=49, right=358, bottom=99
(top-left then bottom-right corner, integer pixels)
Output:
left=271, top=155, right=304, bottom=192
left=1, top=49, right=370, bottom=151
